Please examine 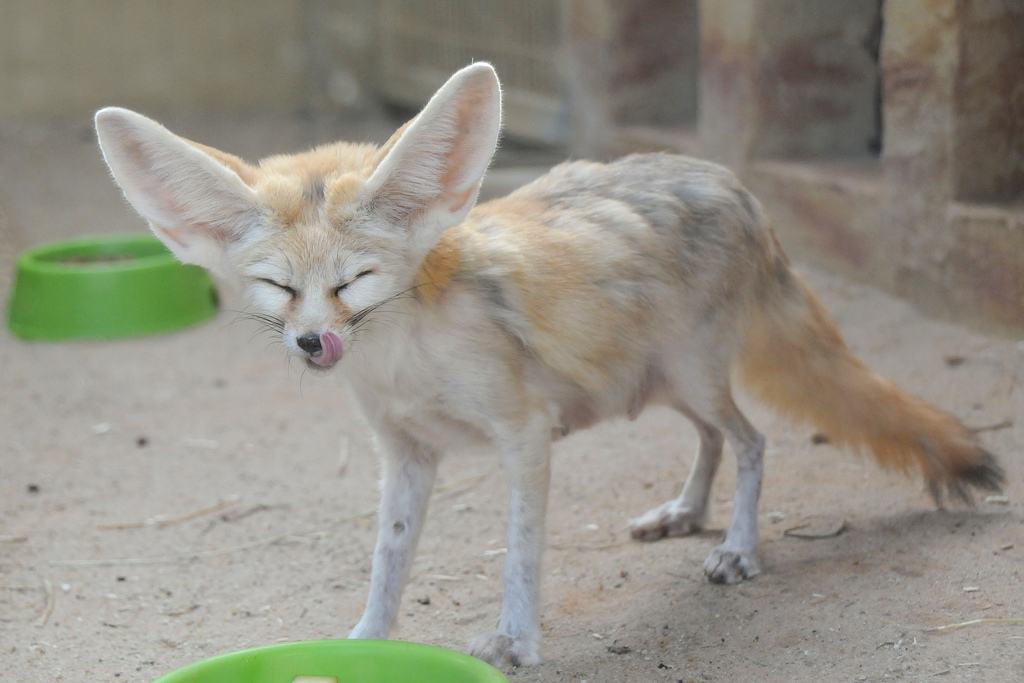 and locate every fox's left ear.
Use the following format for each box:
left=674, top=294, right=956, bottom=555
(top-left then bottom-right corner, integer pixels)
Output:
left=363, top=62, right=502, bottom=257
